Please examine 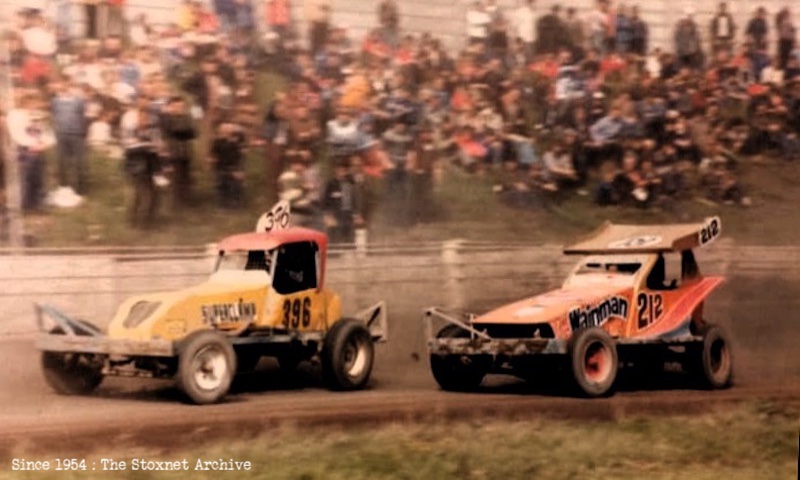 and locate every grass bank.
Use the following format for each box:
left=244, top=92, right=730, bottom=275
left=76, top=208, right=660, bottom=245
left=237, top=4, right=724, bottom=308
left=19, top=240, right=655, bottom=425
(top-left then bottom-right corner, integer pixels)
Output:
left=5, top=401, right=797, bottom=480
